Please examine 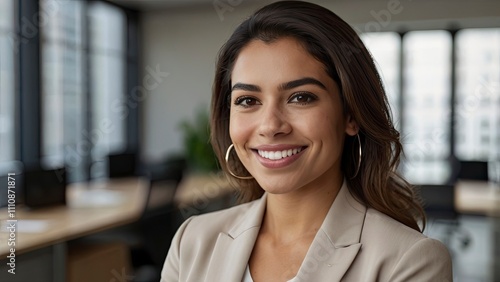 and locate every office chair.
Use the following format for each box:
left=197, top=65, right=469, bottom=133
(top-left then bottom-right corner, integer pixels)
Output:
left=23, top=167, right=66, bottom=208
left=107, top=152, right=138, bottom=178
left=132, top=157, right=187, bottom=282
left=417, top=184, right=471, bottom=251
left=418, top=184, right=457, bottom=220
left=457, top=161, right=489, bottom=181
